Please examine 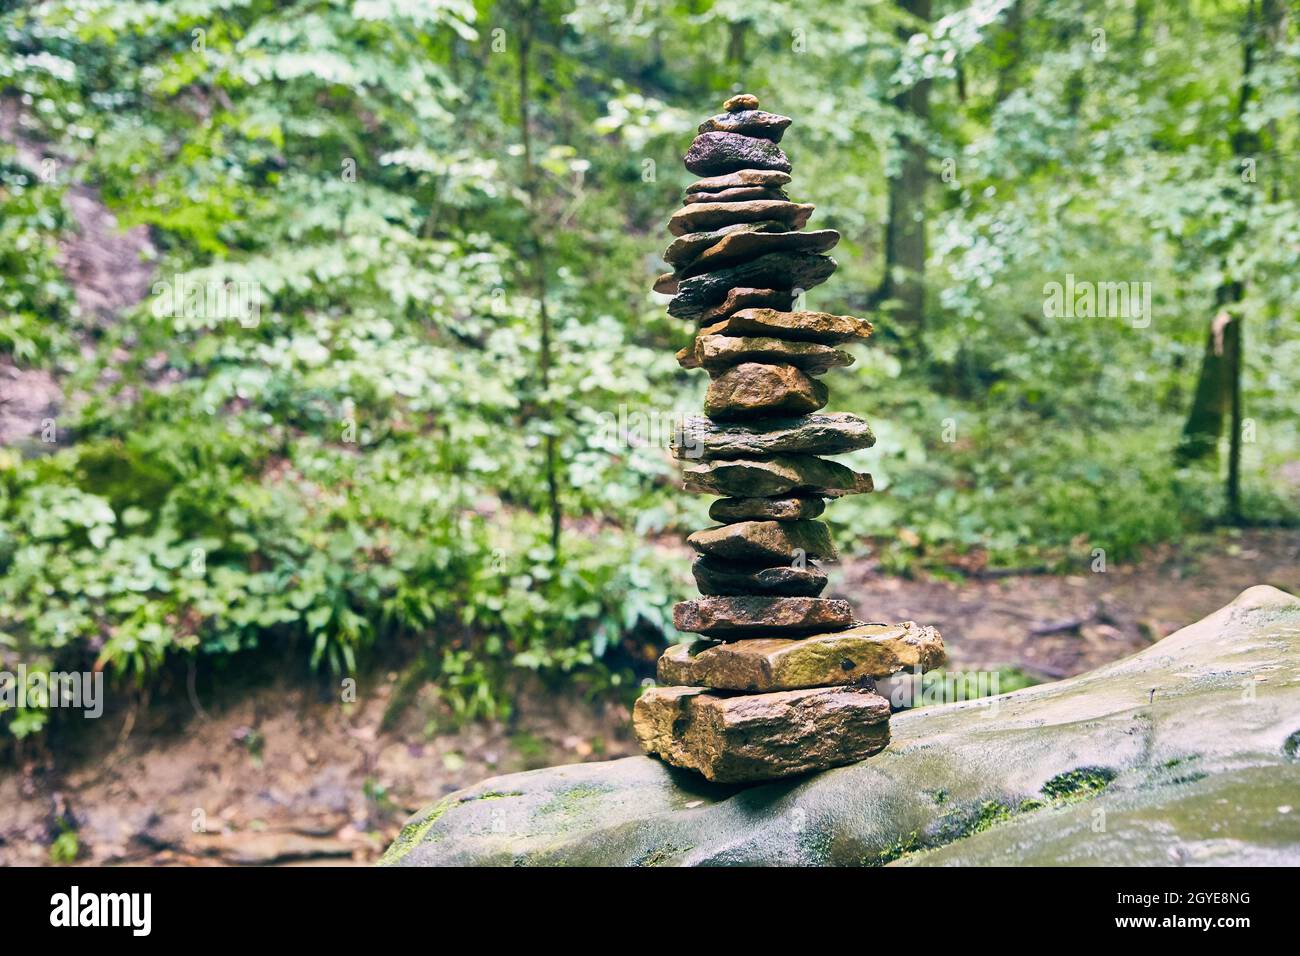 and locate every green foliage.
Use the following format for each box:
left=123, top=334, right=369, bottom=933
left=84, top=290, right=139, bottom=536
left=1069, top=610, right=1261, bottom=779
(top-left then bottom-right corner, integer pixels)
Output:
left=48, top=825, right=80, bottom=864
